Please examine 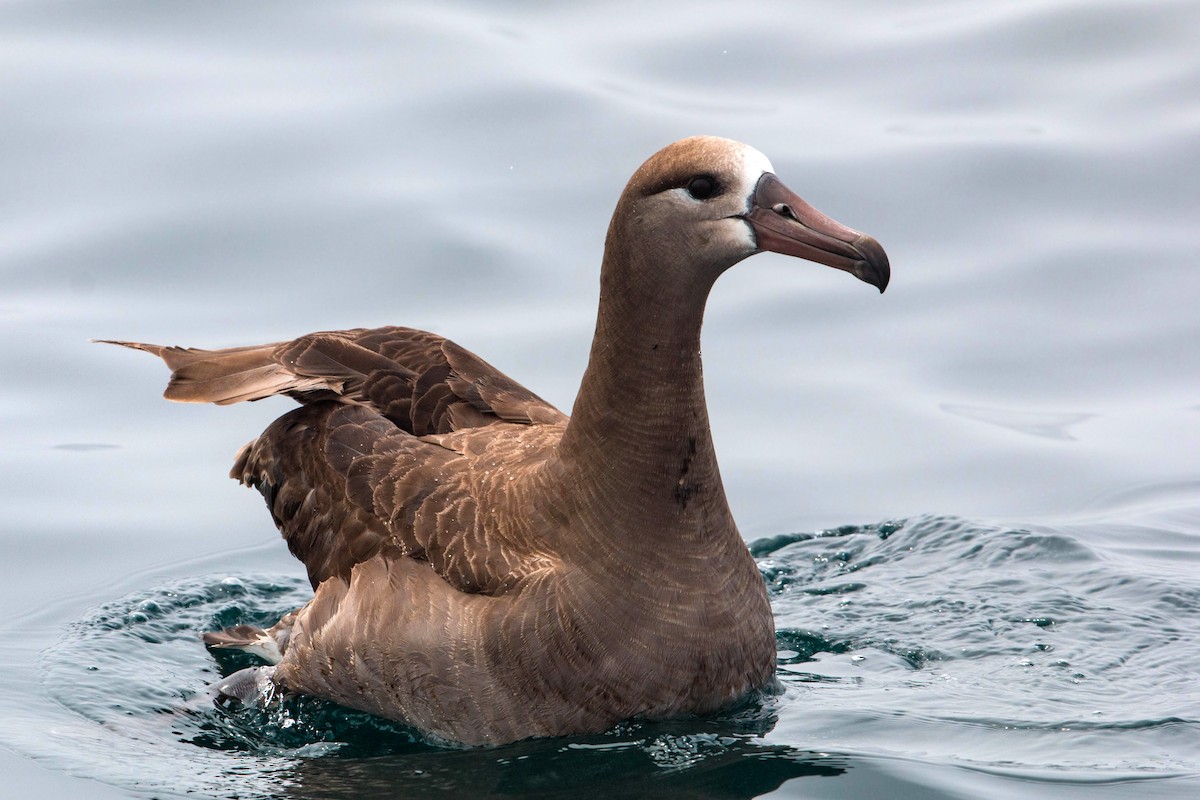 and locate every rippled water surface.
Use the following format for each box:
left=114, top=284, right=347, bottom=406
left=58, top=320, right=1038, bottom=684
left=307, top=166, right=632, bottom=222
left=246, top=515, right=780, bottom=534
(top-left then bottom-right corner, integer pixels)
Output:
left=2, top=1, right=1198, bottom=797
